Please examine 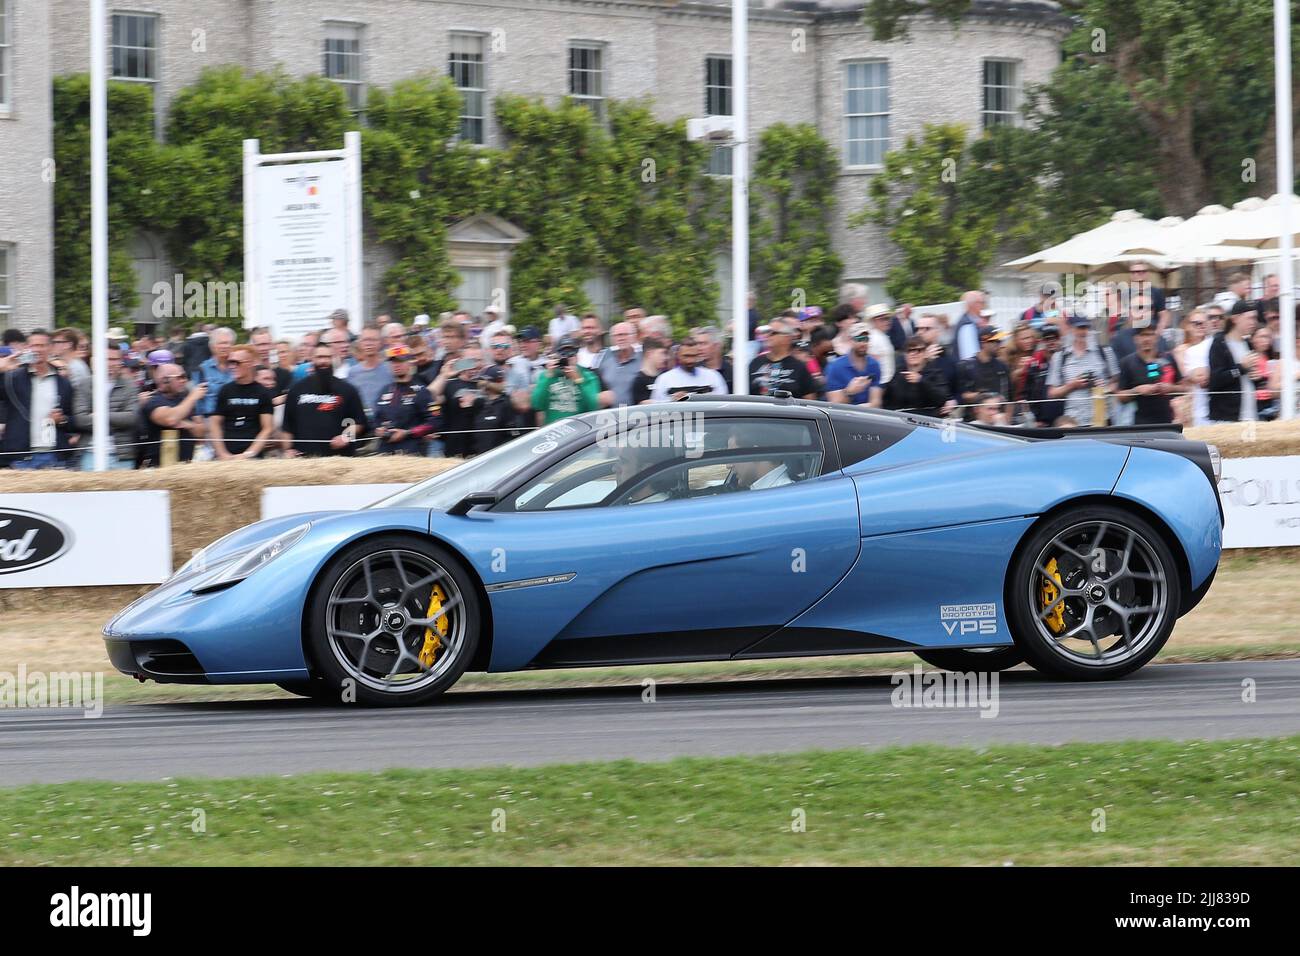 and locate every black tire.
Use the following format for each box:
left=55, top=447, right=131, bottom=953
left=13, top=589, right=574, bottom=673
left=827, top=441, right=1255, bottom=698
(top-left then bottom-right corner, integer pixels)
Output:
left=1007, top=505, right=1181, bottom=680
left=915, top=647, right=1023, bottom=672
left=304, top=534, right=481, bottom=707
